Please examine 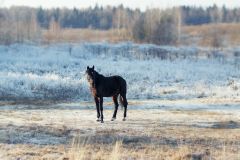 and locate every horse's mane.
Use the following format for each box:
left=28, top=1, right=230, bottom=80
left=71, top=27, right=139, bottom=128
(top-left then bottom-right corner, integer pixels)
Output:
left=89, top=70, right=104, bottom=89
left=94, top=71, right=105, bottom=80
